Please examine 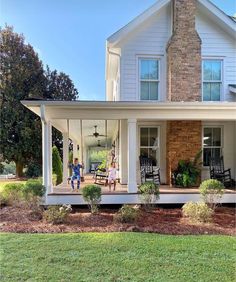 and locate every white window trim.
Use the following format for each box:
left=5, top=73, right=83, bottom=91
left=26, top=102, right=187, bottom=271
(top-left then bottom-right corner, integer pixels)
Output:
left=202, top=58, right=224, bottom=101
left=137, top=56, right=161, bottom=101
left=202, top=125, right=224, bottom=167
left=139, top=126, right=160, bottom=167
